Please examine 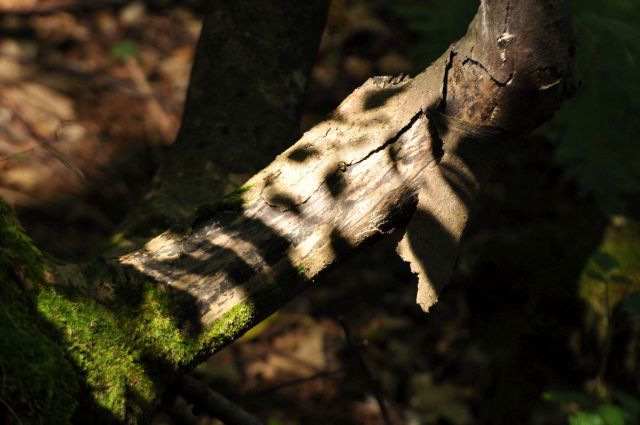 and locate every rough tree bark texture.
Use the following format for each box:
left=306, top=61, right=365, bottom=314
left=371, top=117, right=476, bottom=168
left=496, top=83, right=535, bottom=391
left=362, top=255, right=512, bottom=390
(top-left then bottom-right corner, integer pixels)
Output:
left=118, top=0, right=330, bottom=240
left=1, top=0, right=577, bottom=423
